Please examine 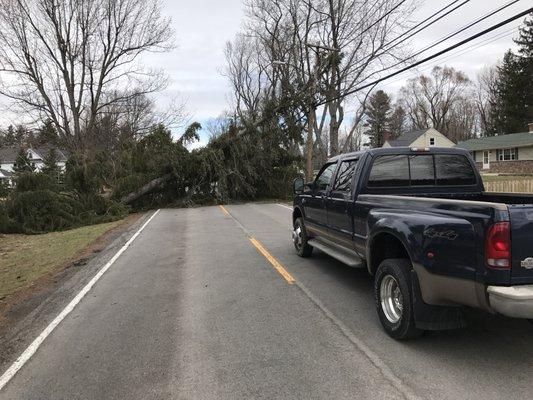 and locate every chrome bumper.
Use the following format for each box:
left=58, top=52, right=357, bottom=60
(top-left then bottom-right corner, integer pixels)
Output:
left=487, top=285, right=533, bottom=319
